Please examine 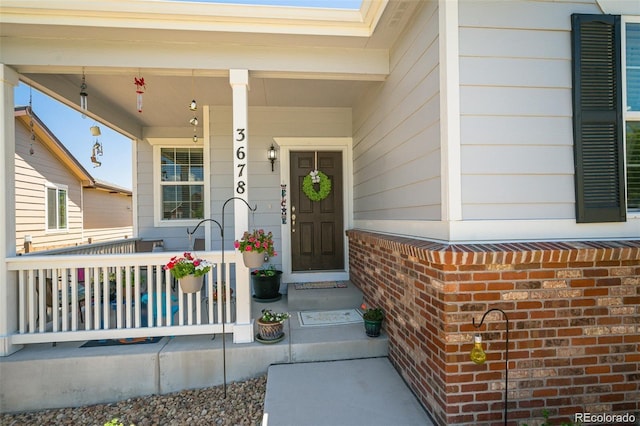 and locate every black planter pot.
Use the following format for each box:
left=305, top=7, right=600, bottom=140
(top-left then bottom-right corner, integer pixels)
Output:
left=251, top=271, right=282, bottom=302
